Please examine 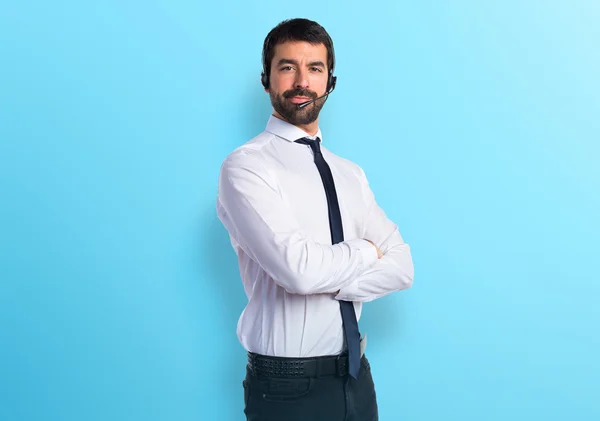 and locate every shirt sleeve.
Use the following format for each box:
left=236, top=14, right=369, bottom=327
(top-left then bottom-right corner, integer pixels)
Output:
left=335, top=166, right=414, bottom=302
left=216, top=152, right=380, bottom=295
